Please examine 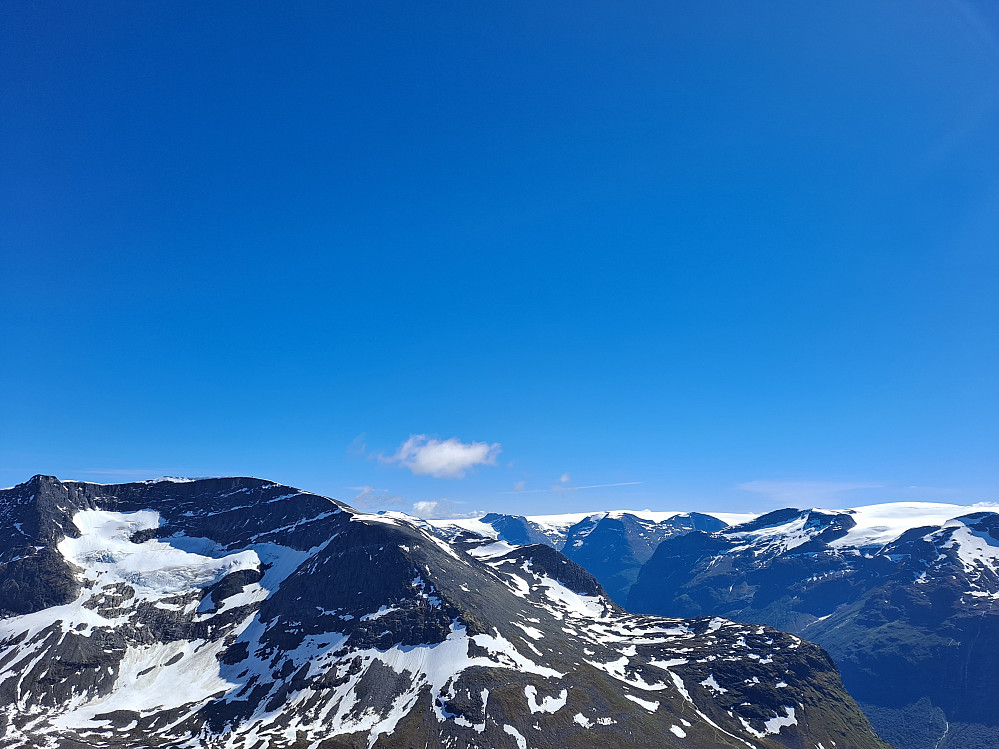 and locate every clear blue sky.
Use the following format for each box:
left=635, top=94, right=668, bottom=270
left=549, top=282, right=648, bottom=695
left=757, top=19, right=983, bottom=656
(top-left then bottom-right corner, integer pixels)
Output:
left=2, top=1, right=997, bottom=517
